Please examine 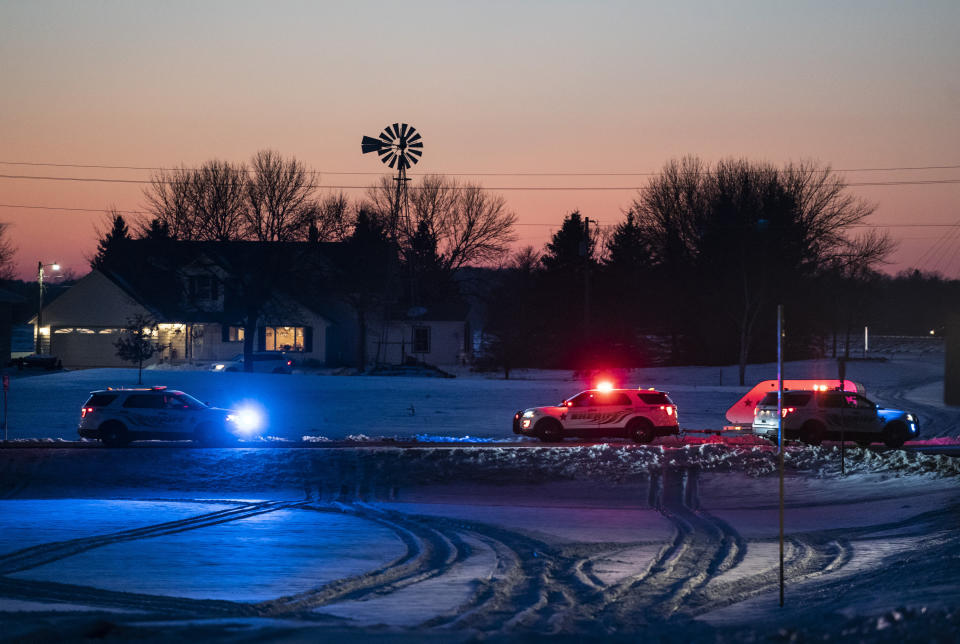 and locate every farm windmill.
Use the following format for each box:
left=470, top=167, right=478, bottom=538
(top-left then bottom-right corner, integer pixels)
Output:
left=361, top=123, right=423, bottom=237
